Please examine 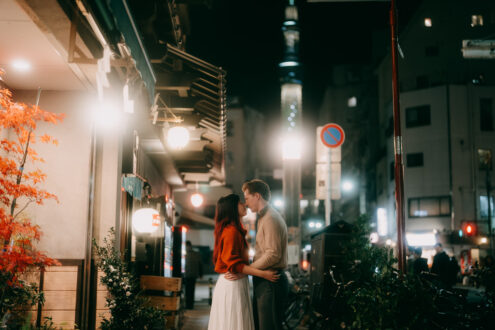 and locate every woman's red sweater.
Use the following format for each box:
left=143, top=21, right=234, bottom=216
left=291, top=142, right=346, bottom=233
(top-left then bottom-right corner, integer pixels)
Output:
left=214, top=225, right=248, bottom=274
